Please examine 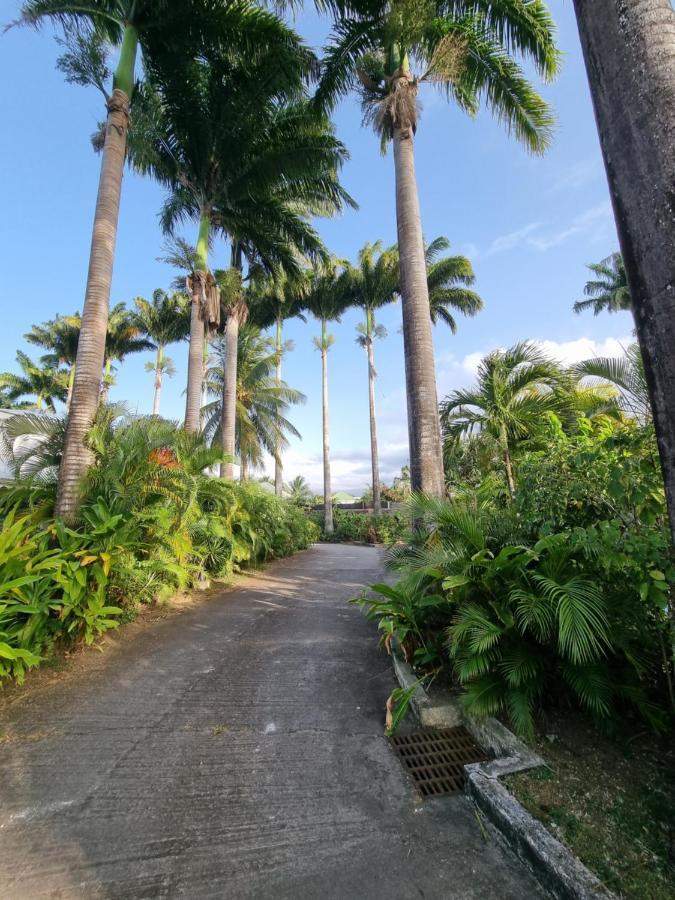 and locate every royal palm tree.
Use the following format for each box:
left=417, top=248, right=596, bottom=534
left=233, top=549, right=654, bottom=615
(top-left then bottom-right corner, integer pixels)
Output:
left=347, top=242, right=398, bottom=513
left=100, top=303, right=154, bottom=404
left=285, top=475, right=314, bottom=506
left=424, top=237, right=483, bottom=331
left=158, top=237, right=212, bottom=412
left=316, top=0, right=559, bottom=498
left=573, top=252, right=631, bottom=318
left=132, top=289, right=191, bottom=414
left=202, top=326, right=305, bottom=480
left=440, top=342, right=562, bottom=498
left=575, top=344, right=650, bottom=424
left=572, top=0, right=675, bottom=540
left=305, top=266, right=352, bottom=534
left=25, top=314, right=81, bottom=412
left=0, top=351, right=68, bottom=412
left=16, top=0, right=275, bottom=521
left=248, top=268, right=308, bottom=496
left=132, top=48, right=352, bottom=462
